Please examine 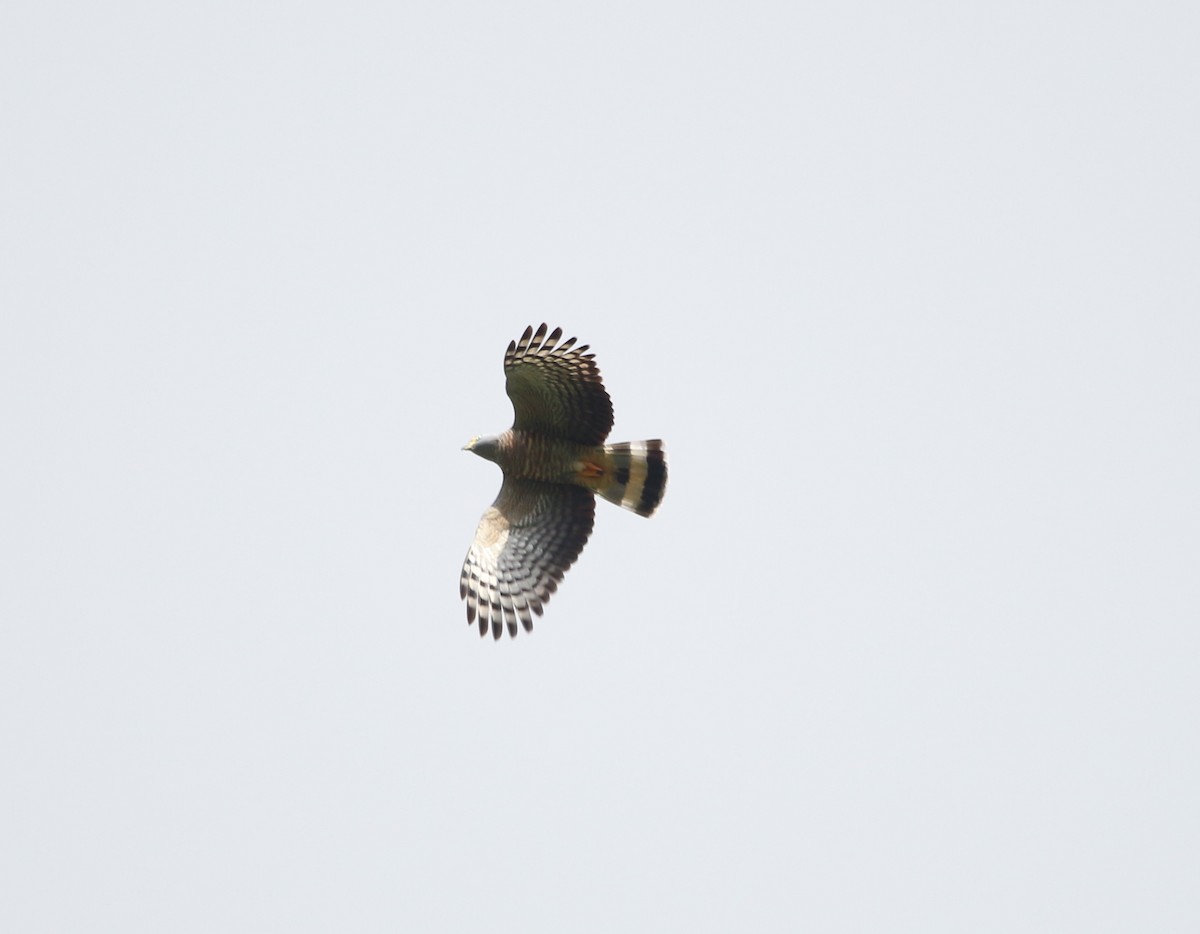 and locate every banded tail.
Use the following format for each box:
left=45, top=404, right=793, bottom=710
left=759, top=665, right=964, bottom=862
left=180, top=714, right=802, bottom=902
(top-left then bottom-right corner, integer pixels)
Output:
left=593, top=440, right=667, bottom=517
